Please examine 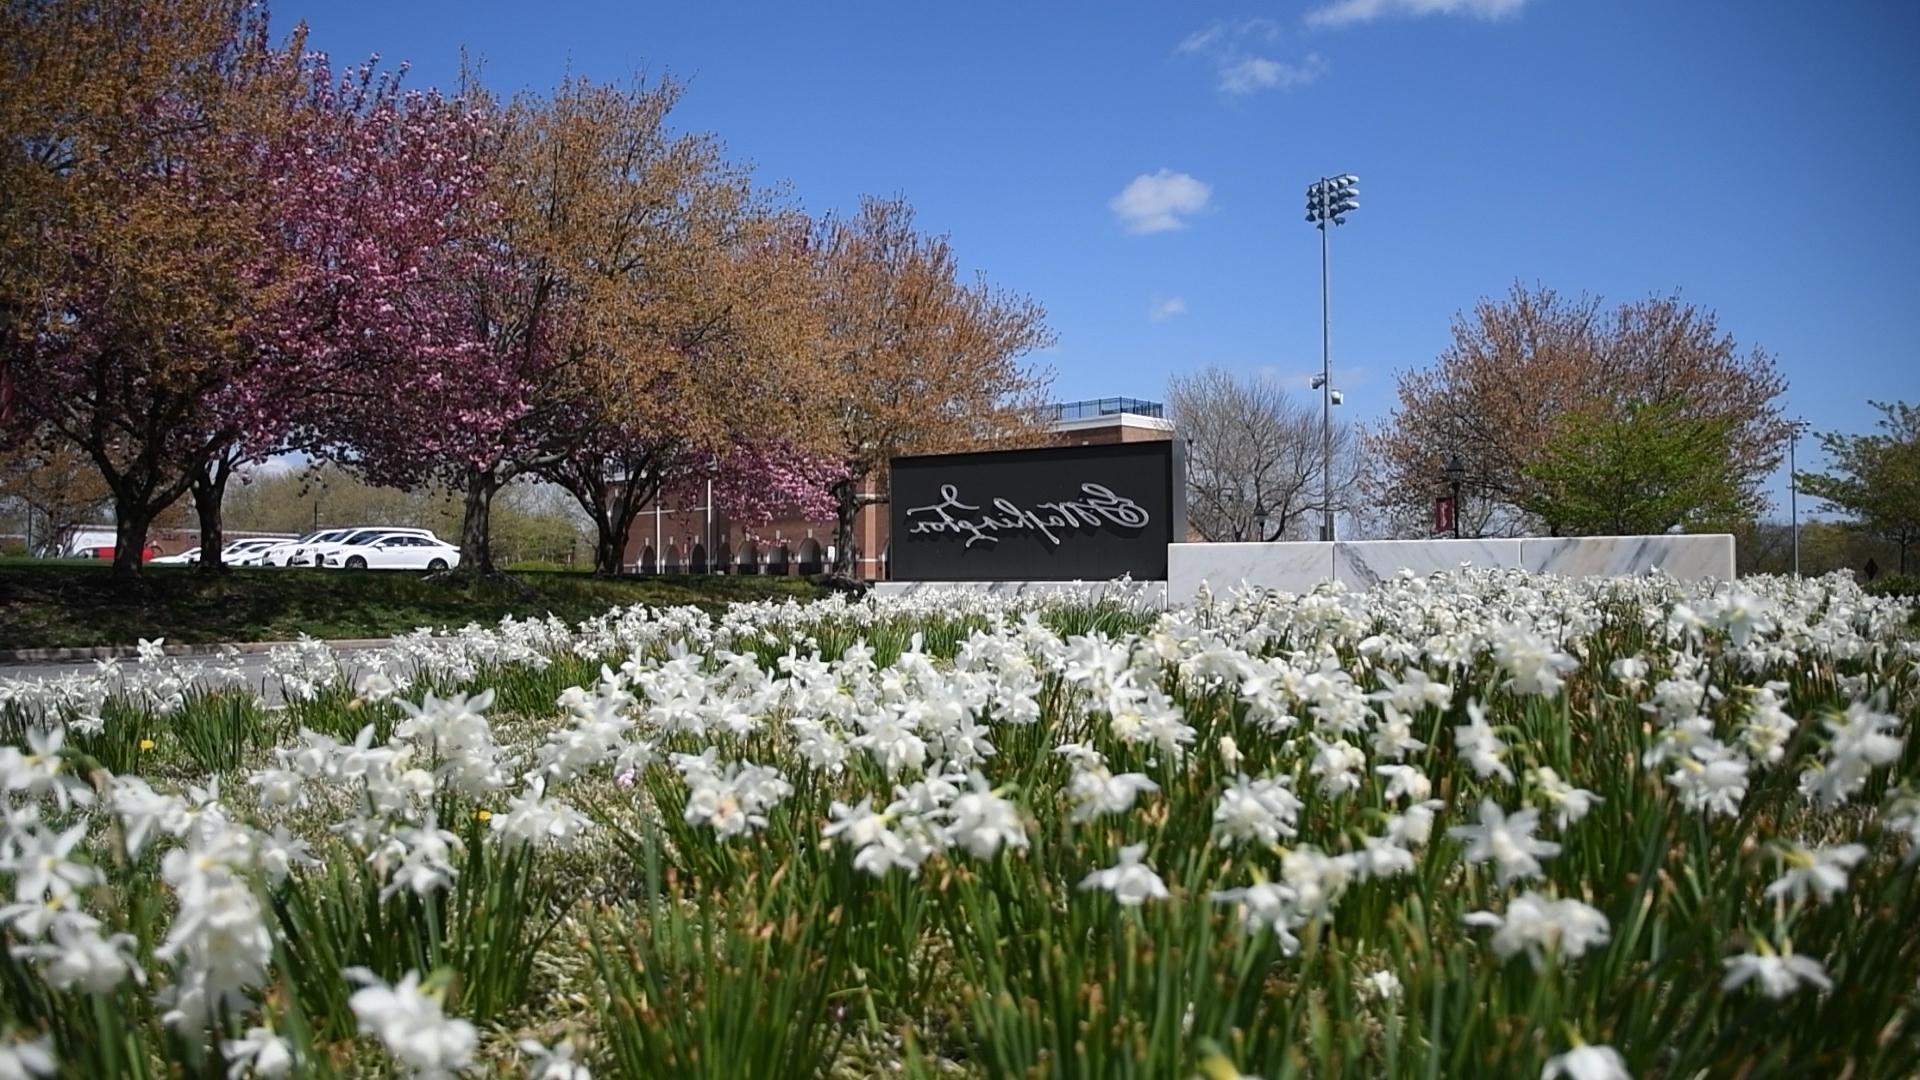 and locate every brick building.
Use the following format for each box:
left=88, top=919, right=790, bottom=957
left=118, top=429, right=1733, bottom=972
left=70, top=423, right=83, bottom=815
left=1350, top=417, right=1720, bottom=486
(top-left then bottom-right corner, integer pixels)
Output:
left=619, top=397, right=1176, bottom=579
